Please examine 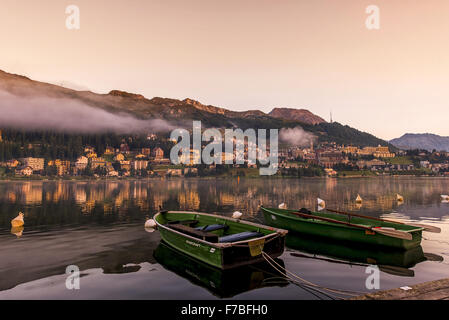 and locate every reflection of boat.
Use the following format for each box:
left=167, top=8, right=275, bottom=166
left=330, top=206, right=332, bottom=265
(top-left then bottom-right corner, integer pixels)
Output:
left=102, top=264, right=142, bottom=274
left=261, top=207, right=423, bottom=249
left=11, top=226, right=24, bottom=238
left=154, top=211, right=287, bottom=269
left=154, top=241, right=288, bottom=298
left=285, top=233, right=432, bottom=277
